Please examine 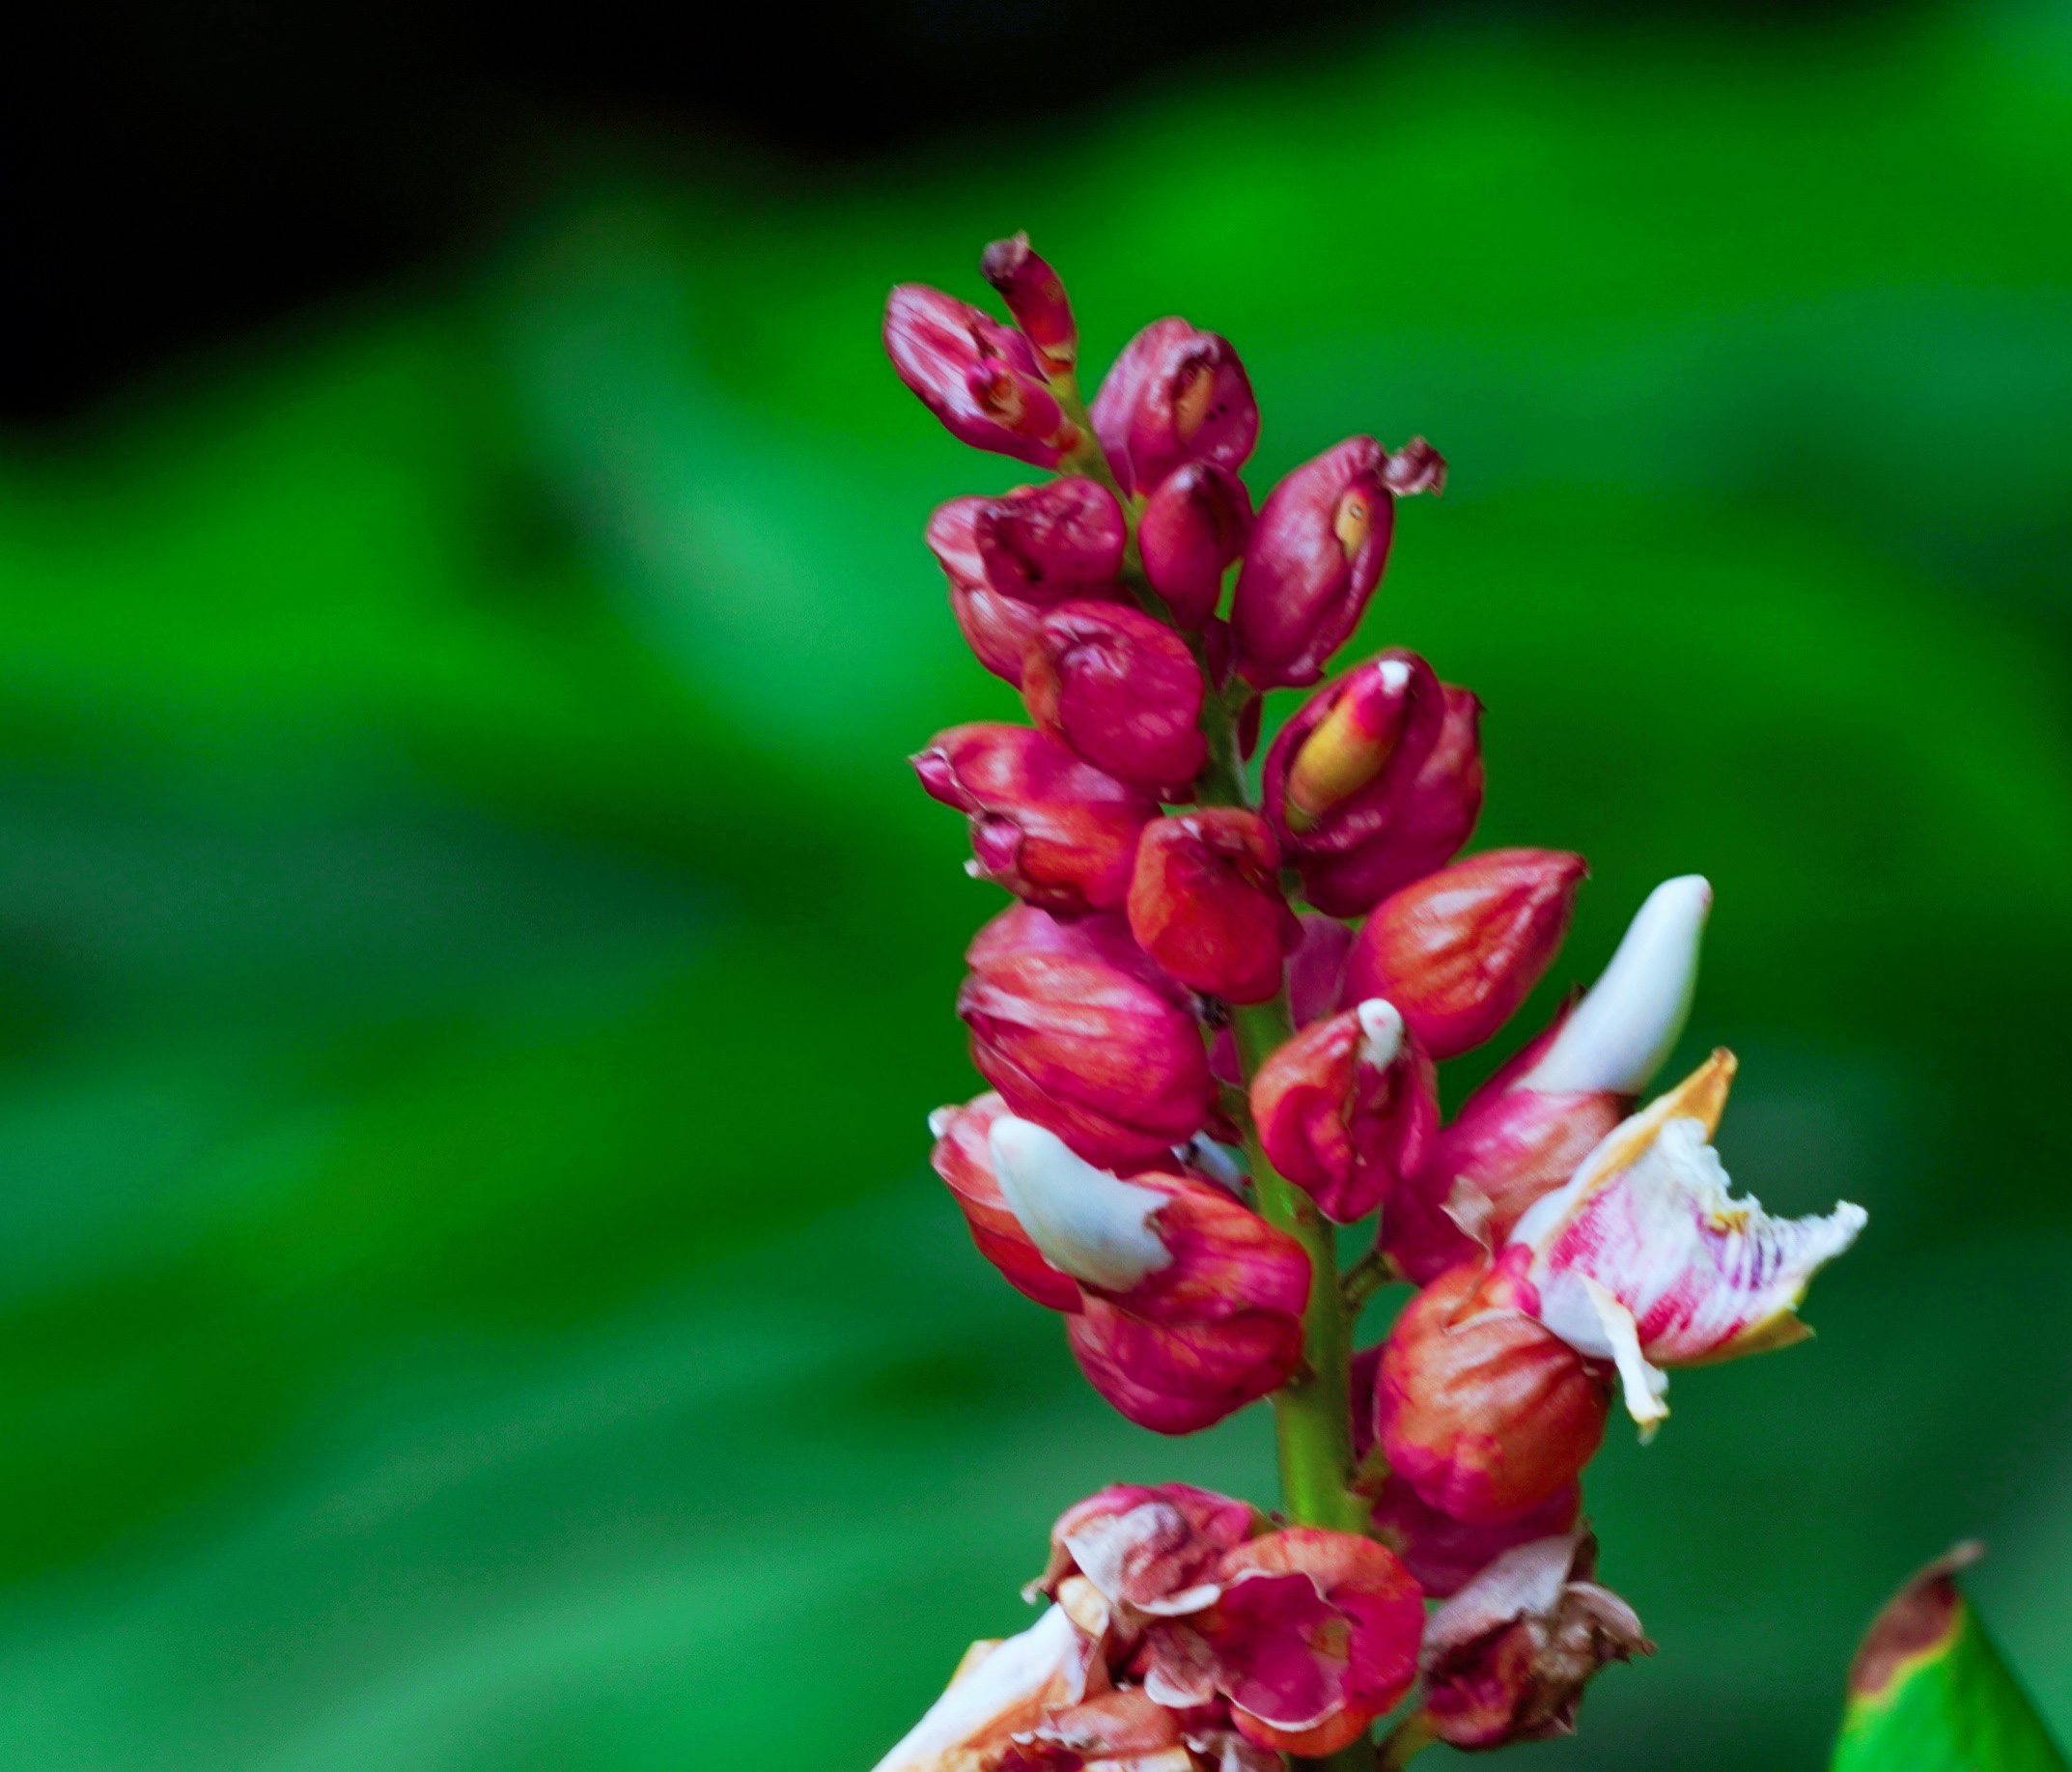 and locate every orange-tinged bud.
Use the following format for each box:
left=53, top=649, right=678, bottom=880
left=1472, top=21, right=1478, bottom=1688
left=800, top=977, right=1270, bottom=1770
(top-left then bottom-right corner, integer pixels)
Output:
left=1344, top=849, right=1585, bottom=1058
left=1374, top=1261, right=1611, bottom=1525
